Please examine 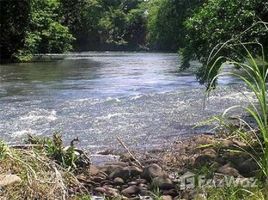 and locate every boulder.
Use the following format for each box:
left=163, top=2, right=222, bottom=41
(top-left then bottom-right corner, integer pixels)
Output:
left=121, top=185, right=140, bottom=197
left=152, top=177, right=174, bottom=190
left=141, top=164, right=165, bottom=181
